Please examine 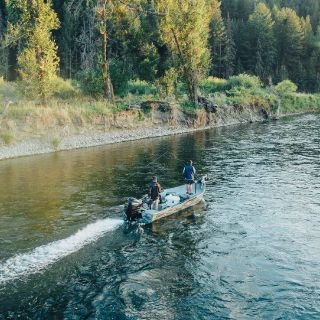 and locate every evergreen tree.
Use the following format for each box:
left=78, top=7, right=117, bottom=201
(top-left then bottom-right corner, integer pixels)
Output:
left=232, top=19, right=251, bottom=72
left=300, top=16, right=314, bottom=90
left=224, top=14, right=236, bottom=78
left=59, top=0, right=89, bottom=78
left=209, top=0, right=226, bottom=77
left=248, top=3, right=276, bottom=82
left=255, top=38, right=264, bottom=79
left=273, top=6, right=304, bottom=84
